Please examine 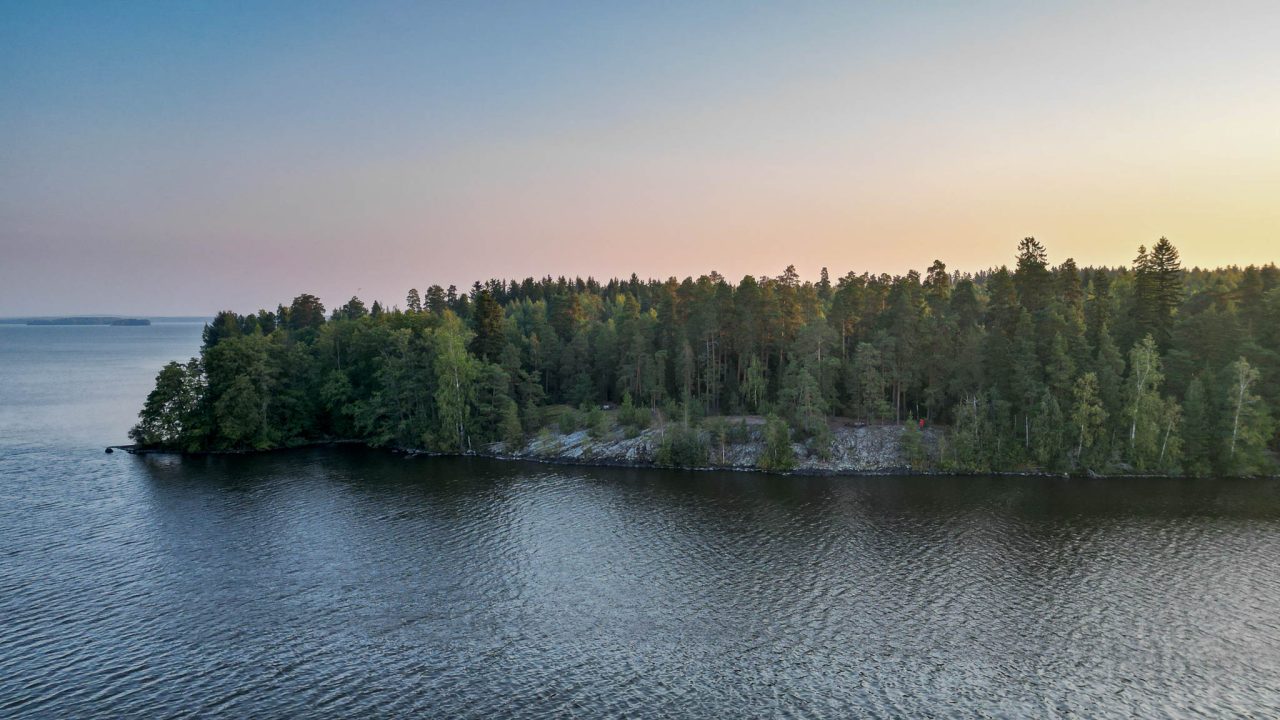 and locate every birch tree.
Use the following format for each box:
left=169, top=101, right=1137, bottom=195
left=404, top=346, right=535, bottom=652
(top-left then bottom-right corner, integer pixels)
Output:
left=1070, top=372, right=1106, bottom=466
left=1124, top=335, right=1166, bottom=469
left=433, top=313, right=478, bottom=452
left=1225, top=357, right=1274, bottom=474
